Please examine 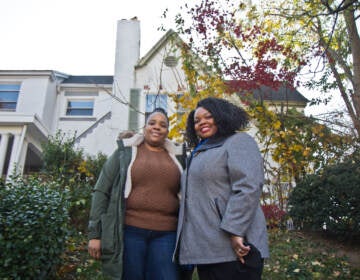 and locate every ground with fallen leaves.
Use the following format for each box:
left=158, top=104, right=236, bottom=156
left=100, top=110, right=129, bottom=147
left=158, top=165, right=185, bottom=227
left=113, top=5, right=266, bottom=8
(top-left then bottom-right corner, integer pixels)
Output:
left=56, top=230, right=360, bottom=280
